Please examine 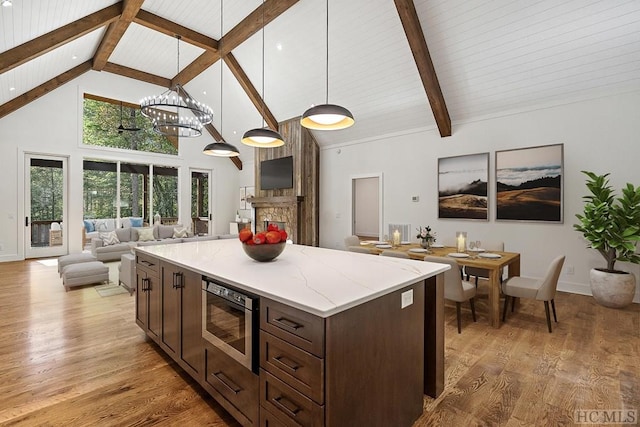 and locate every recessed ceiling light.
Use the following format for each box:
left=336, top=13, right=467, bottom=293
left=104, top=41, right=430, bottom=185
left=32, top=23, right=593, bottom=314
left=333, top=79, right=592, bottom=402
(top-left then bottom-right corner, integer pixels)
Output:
left=72, top=55, right=77, bottom=60
left=203, top=90, right=207, bottom=95
left=1, top=0, right=12, bottom=8
left=276, top=43, right=283, bottom=51
left=233, top=130, right=237, bottom=134
left=9, top=87, right=15, bottom=91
